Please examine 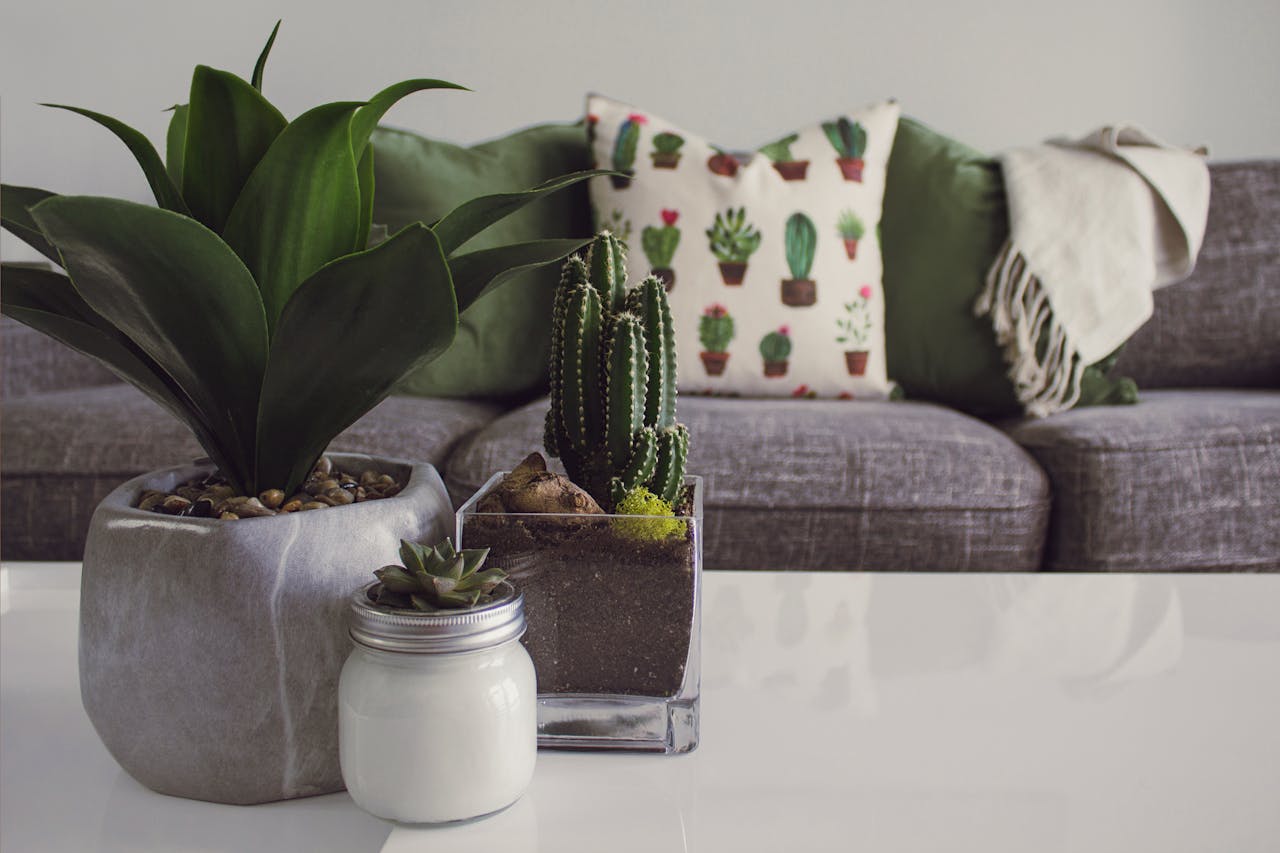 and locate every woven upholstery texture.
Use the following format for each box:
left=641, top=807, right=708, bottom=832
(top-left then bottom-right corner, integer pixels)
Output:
left=1006, top=389, right=1280, bottom=571
left=1116, top=161, right=1280, bottom=388
left=447, top=397, right=1051, bottom=571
